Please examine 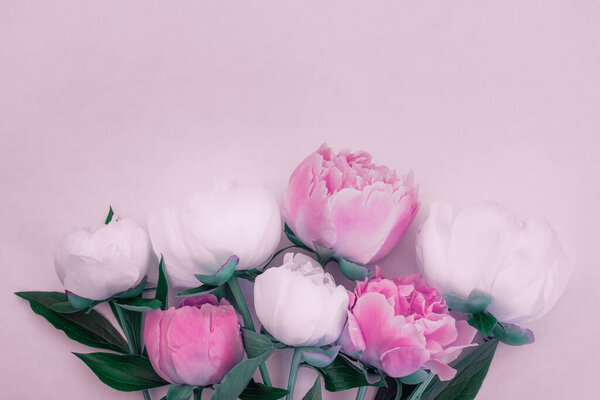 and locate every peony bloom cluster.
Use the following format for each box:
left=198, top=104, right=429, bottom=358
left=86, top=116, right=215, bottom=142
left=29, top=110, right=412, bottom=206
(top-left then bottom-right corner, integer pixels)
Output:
left=148, top=184, right=281, bottom=288
left=54, top=218, right=155, bottom=301
left=416, top=202, right=572, bottom=323
left=282, top=144, right=419, bottom=265
left=144, top=294, right=244, bottom=386
left=254, top=253, right=349, bottom=347
left=339, top=268, right=477, bottom=381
